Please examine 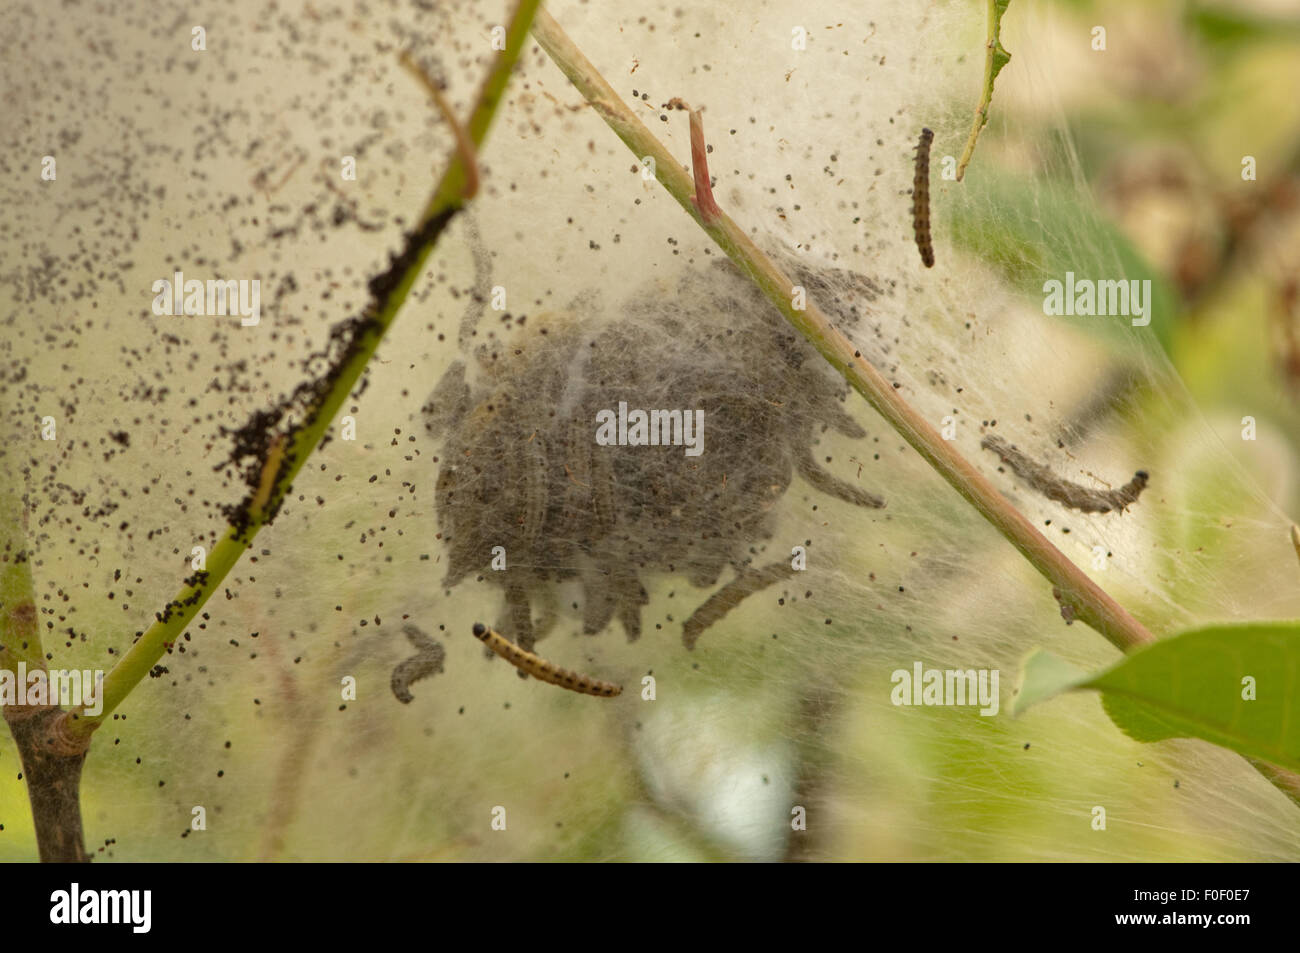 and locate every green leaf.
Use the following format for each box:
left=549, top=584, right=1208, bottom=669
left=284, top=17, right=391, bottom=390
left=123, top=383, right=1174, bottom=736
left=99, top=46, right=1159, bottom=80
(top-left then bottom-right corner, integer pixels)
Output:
left=989, top=0, right=1013, bottom=84
left=1188, top=8, right=1300, bottom=48
left=1013, top=622, right=1300, bottom=771
left=946, top=172, right=1179, bottom=356
left=1010, top=648, right=1087, bottom=716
